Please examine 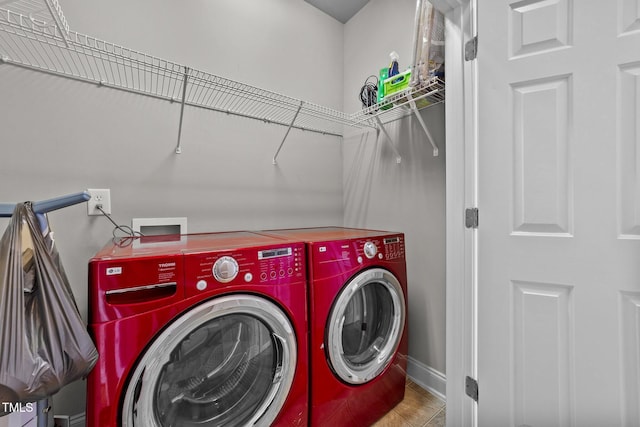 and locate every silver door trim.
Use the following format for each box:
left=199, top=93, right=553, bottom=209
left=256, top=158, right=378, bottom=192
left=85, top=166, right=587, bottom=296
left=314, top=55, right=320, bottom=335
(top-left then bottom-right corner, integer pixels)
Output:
left=326, top=268, right=406, bottom=385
